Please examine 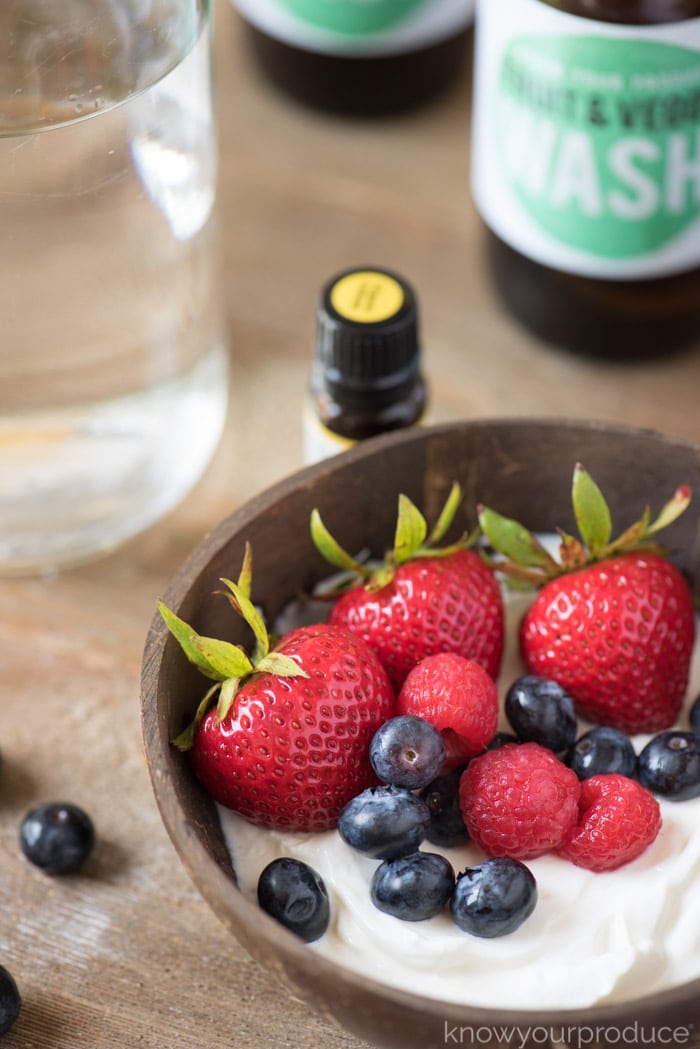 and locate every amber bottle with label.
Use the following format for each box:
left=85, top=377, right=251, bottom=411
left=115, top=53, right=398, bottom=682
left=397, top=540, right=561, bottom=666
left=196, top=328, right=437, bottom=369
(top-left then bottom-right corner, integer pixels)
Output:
left=303, top=267, right=427, bottom=464
left=231, top=0, right=474, bottom=115
left=471, top=0, right=700, bottom=358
